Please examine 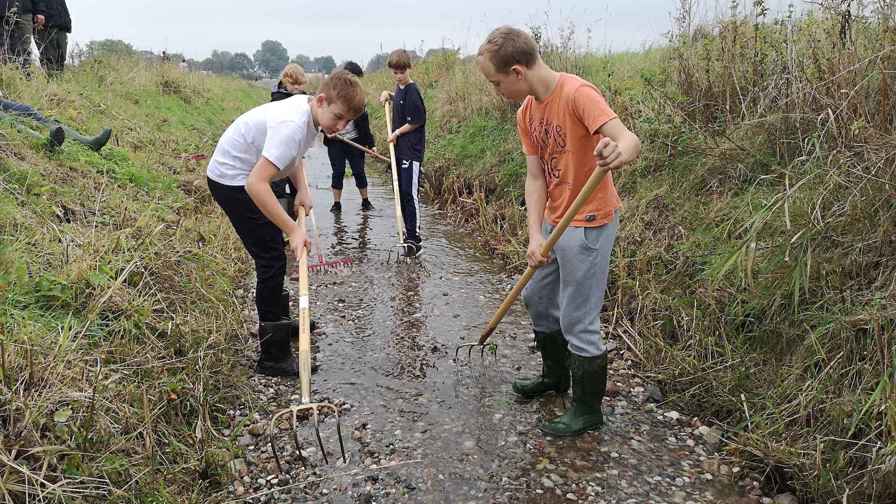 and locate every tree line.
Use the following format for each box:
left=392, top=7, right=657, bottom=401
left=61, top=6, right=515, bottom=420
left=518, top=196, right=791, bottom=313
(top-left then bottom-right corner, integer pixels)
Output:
left=74, top=39, right=459, bottom=79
